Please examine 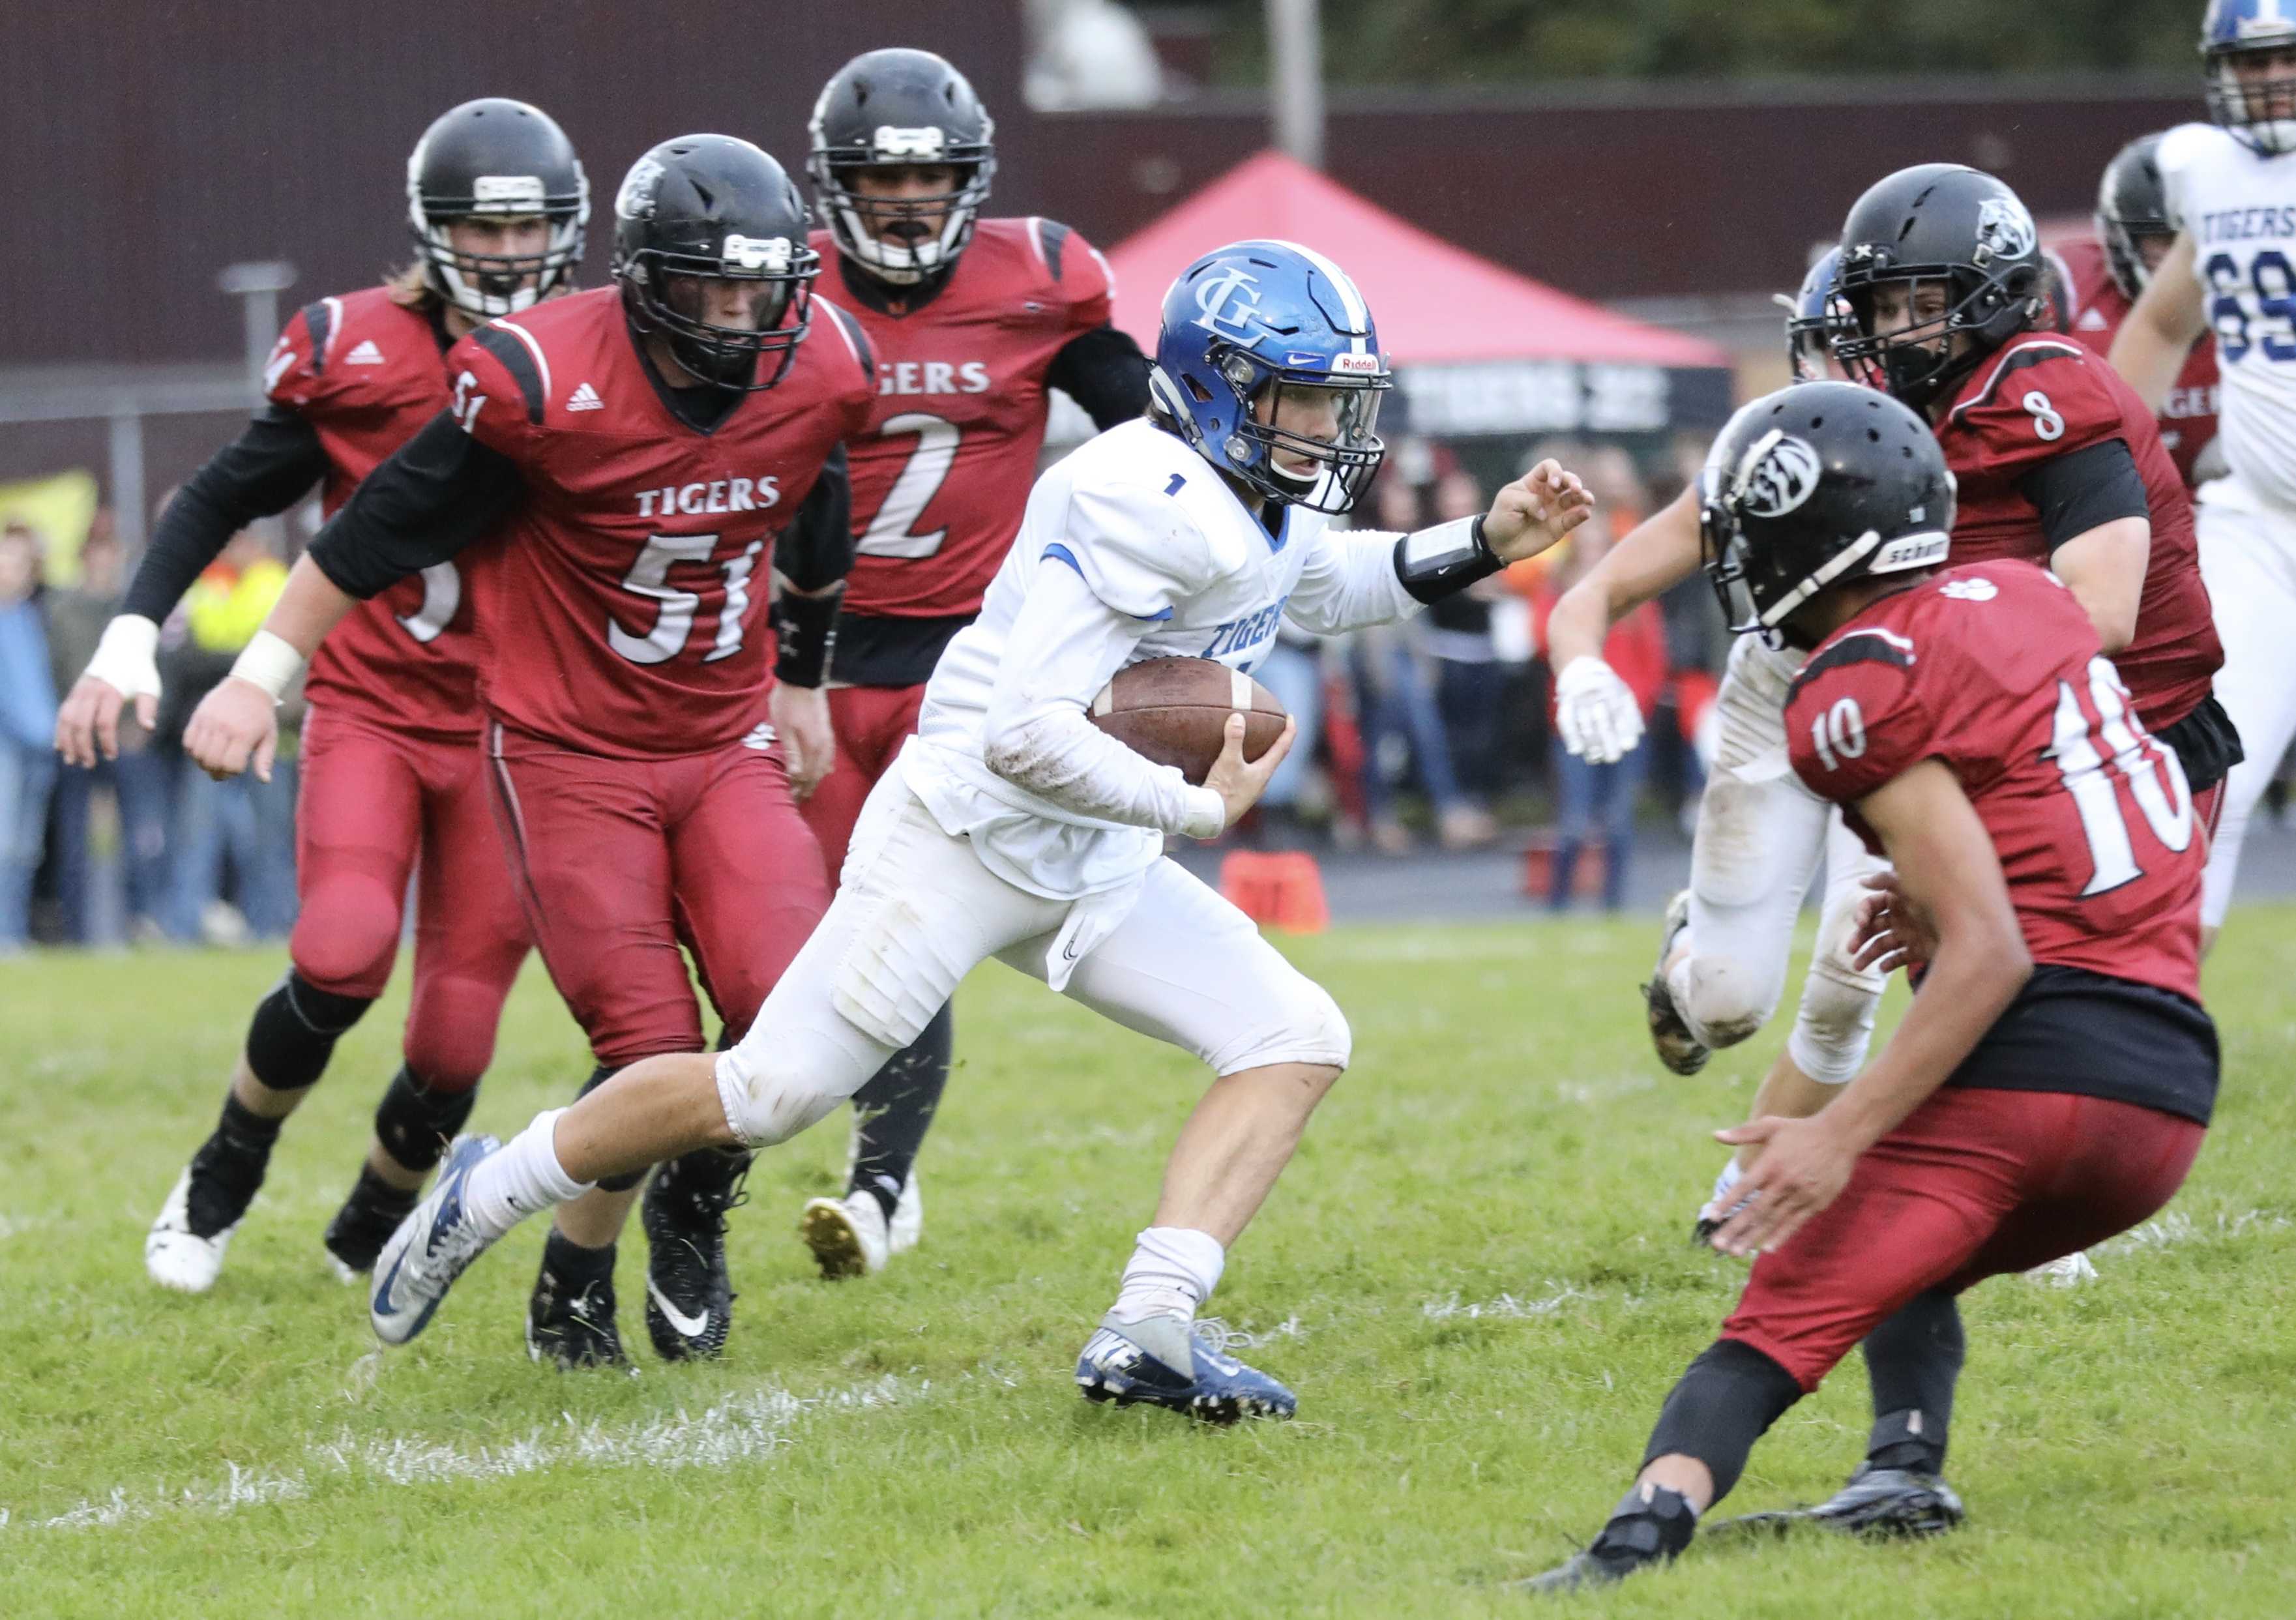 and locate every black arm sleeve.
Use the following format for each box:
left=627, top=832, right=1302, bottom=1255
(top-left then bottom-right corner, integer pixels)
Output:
left=307, top=409, right=526, bottom=600
left=122, top=403, right=329, bottom=621
left=1045, top=323, right=1152, bottom=431
left=773, top=443, right=855, bottom=593
left=2018, top=437, right=2151, bottom=555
